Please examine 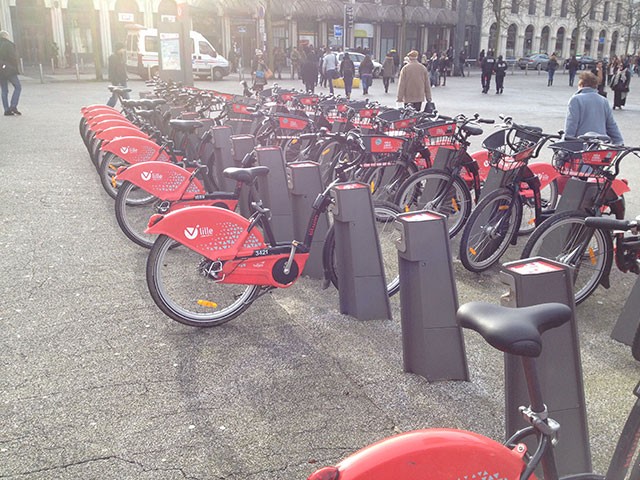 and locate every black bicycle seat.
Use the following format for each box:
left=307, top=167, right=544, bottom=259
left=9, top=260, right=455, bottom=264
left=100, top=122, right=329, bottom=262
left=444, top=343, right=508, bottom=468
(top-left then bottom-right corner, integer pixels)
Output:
left=223, top=166, right=270, bottom=184
left=109, top=86, right=132, bottom=94
left=169, top=119, right=204, bottom=132
left=462, top=125, right=483, bottom=136
left=136, top=109, right=155, bottom=119
left=579, top=132, right=610, bottom=143
left=456, top=302, right=572, bottom=357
